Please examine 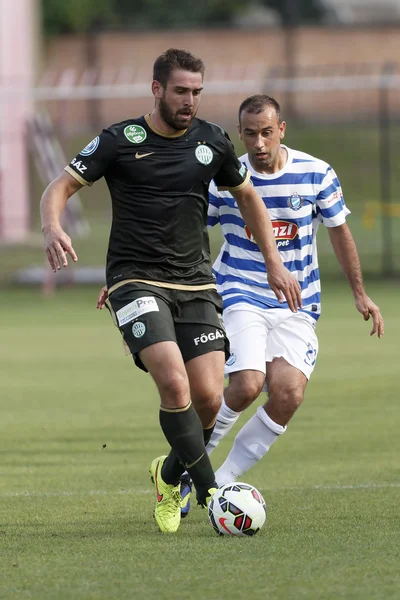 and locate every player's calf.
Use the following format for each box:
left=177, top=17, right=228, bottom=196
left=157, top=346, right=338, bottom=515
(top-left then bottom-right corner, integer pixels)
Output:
left=207, top=371, right=265, bottom=455
left=215, top=405, right=287, bottom=486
